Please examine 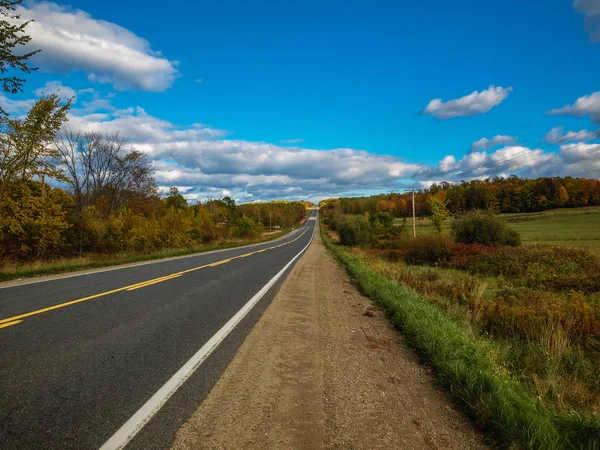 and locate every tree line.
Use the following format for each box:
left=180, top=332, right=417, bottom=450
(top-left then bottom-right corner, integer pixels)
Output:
left=323, top=176, right=600, bottom=218
left=0, top=125, right=310, bottom=261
